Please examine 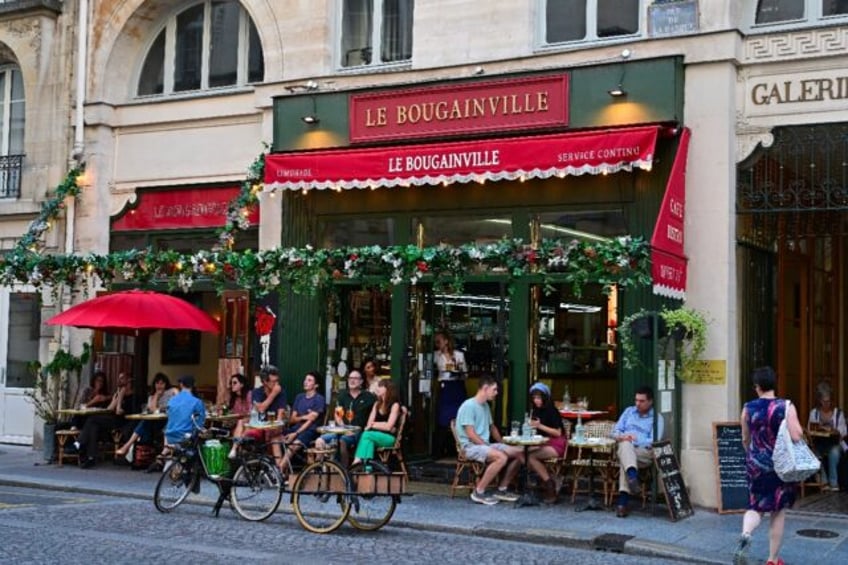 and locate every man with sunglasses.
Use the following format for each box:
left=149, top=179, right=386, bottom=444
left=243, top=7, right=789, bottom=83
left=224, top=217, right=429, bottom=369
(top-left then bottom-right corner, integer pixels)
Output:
left=314, top=370, right=376, bottom=466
